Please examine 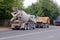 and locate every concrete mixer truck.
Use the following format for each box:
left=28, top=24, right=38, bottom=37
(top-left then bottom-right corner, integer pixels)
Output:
left=10, top=10, right=36, bottom=30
